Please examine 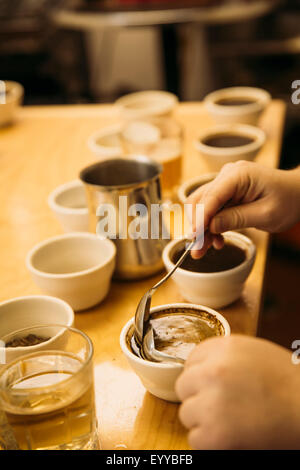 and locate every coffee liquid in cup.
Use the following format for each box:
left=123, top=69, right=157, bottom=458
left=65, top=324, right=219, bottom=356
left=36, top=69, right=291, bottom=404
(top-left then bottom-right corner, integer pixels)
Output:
left=215, top=97, right=257, bottom=106
left=203, top=134, right=254, bottom=148
left=173, top=242, right=246, bottom=273
left=127, top=307, right=225, bottom=362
